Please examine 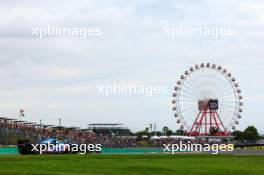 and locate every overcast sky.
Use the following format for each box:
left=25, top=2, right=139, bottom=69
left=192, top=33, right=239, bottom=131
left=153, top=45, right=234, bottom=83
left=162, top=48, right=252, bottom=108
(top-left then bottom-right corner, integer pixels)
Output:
left=0, top=0, right=263, bottom=132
